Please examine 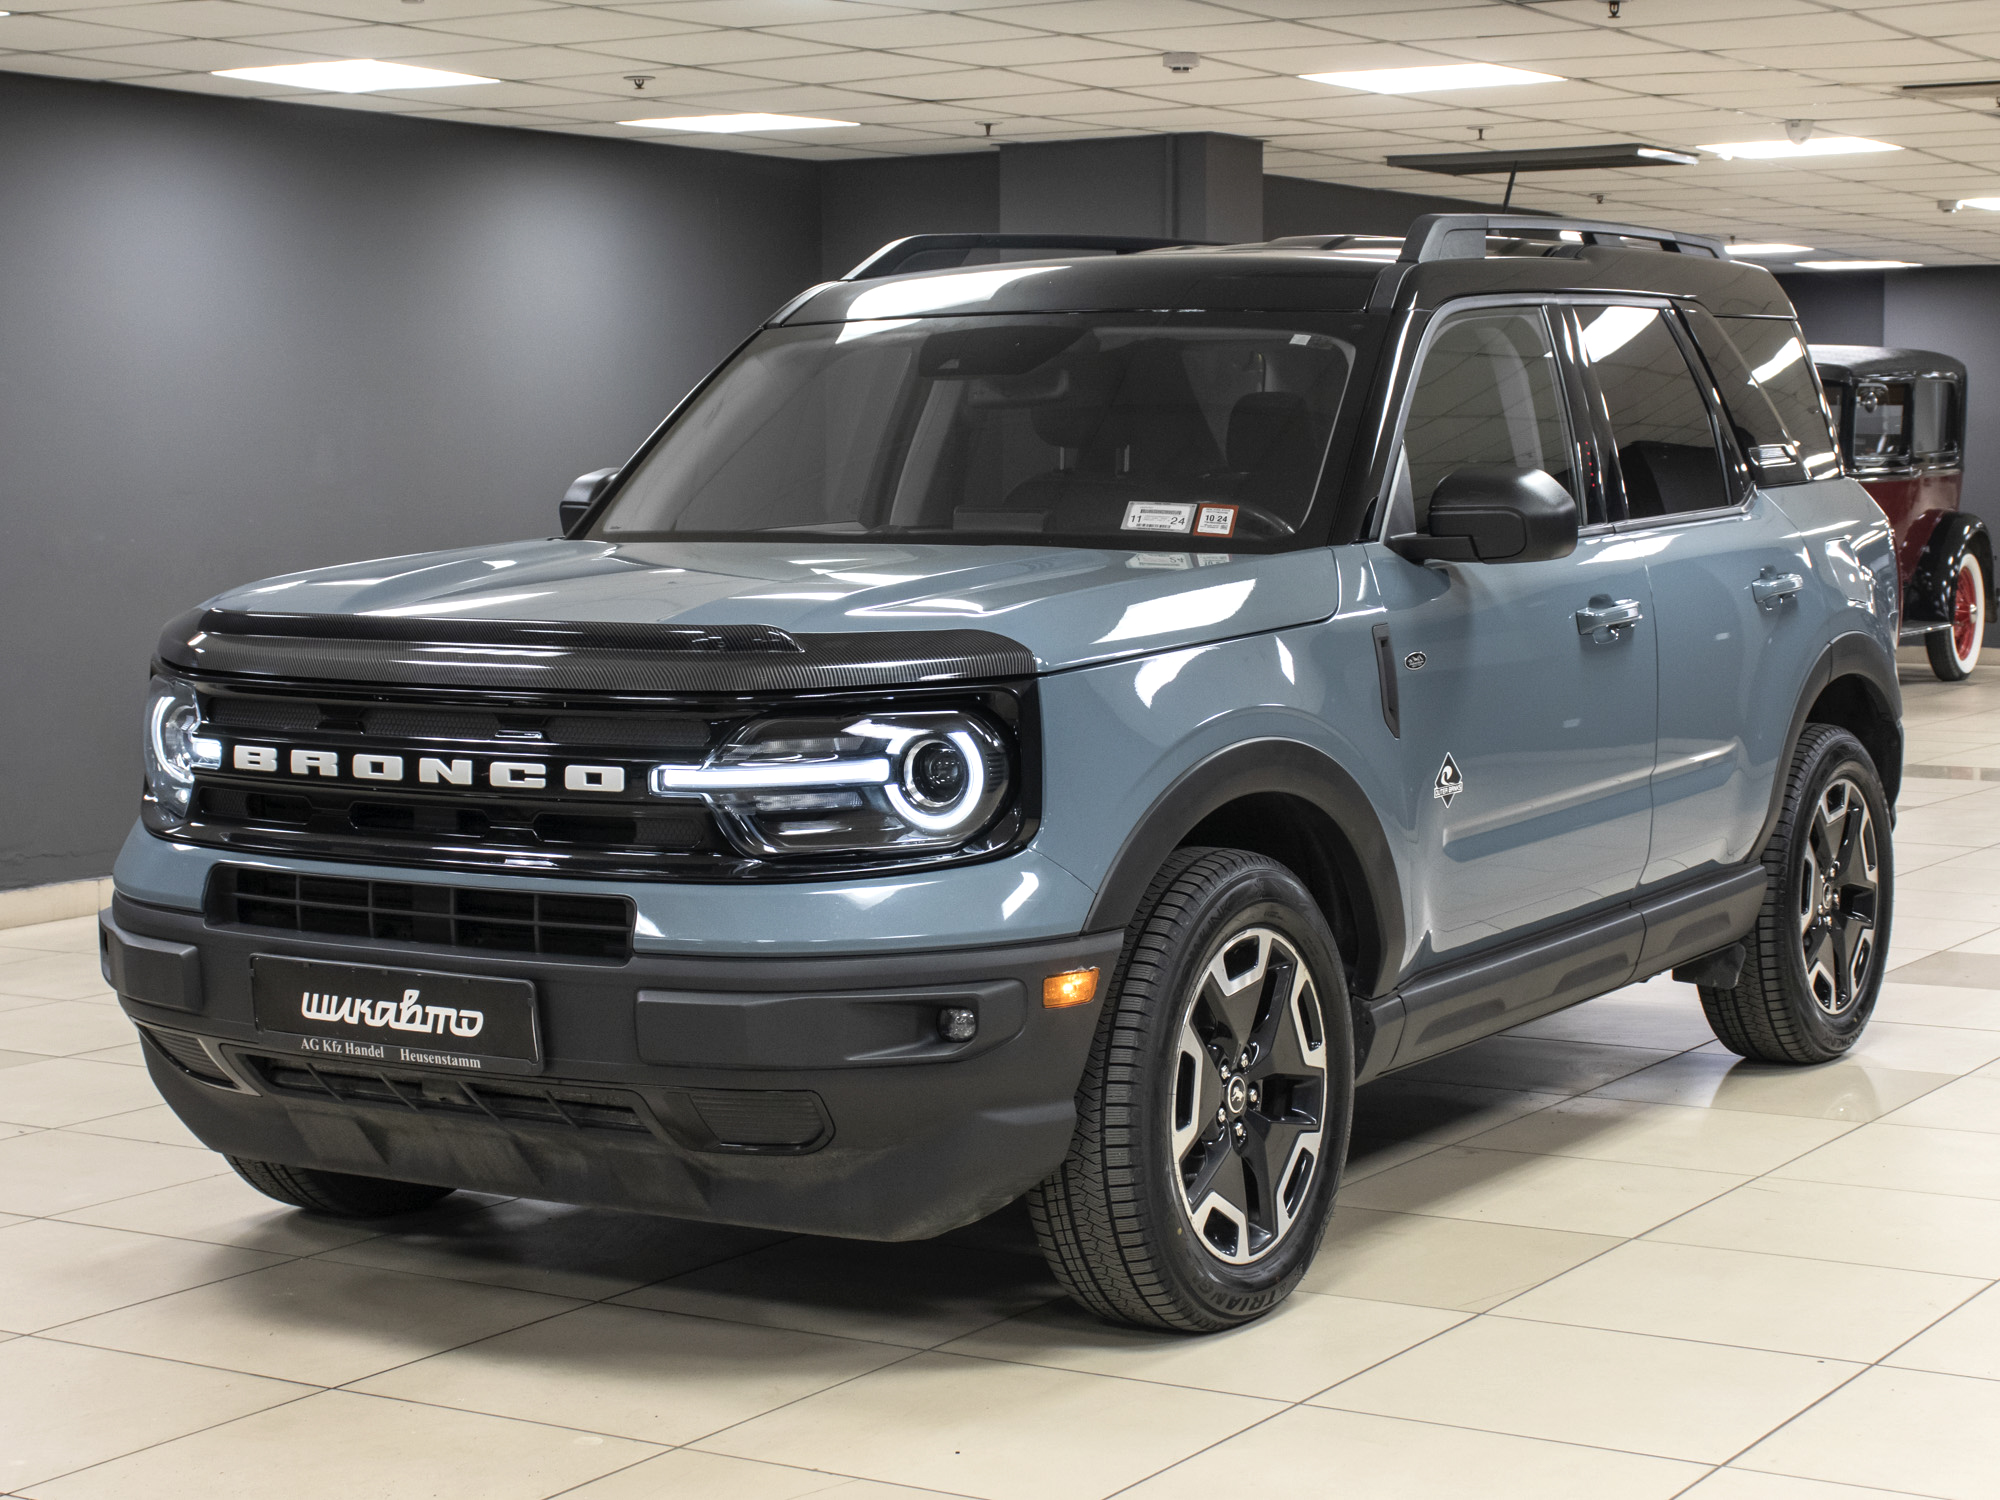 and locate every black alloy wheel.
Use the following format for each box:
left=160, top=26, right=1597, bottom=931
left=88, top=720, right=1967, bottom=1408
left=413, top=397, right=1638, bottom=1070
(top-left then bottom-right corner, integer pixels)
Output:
left=1170, top=926, right=1330, bottom=1265
left=1699, top=725, right=1893, bottom=1064
left=1030, top=847, right=1354, bottom=1331
left=1796, top=774, right=1882, bottom=1019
